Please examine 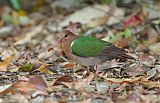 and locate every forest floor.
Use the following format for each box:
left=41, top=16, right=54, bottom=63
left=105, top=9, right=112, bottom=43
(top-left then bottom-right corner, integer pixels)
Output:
left=0, top=0, right=160, bottom=103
